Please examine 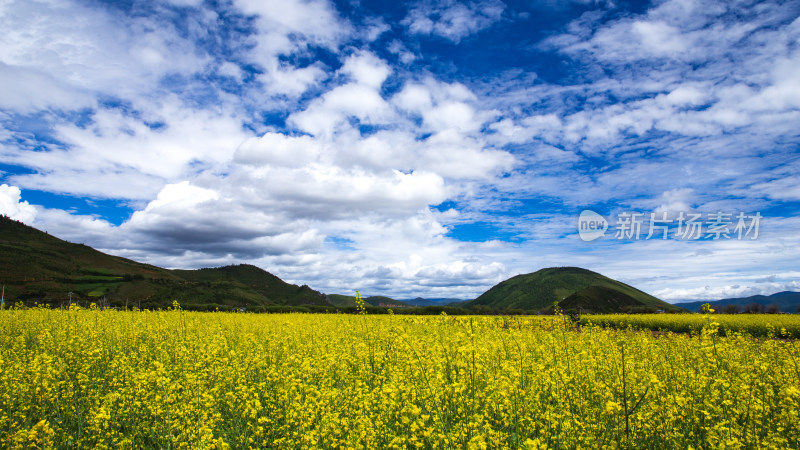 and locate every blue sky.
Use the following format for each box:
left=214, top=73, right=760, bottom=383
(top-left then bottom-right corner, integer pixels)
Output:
left=1, top=0, right=799, bottom=301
